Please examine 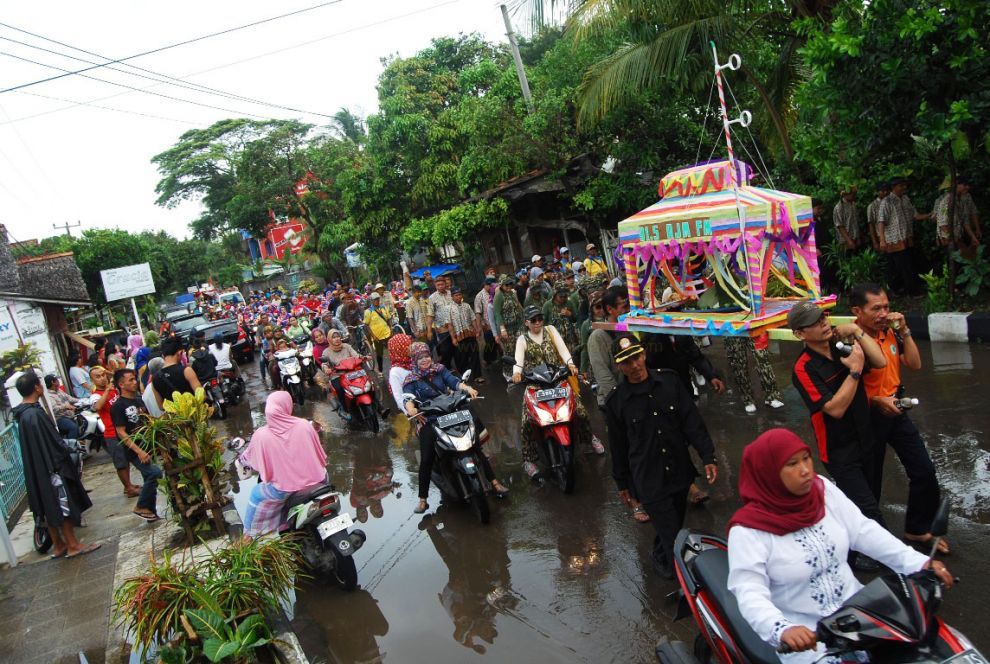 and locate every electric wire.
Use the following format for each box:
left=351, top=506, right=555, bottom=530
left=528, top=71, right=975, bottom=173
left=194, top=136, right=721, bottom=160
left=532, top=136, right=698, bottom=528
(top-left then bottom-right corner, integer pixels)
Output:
left=0, top=28, right=335, bottom=119
left=15, top=90, right=199, bottom=125
left=0, top=99, right=69, bottom=208
left=0, top=50, right=270, bottom=119
left=0, top=0, right=465, bottom=127
left=0, top=0, right=344, bottom=95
